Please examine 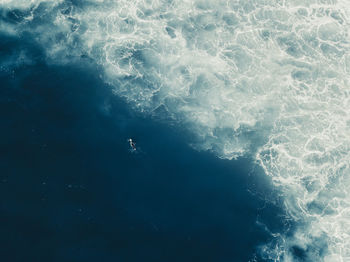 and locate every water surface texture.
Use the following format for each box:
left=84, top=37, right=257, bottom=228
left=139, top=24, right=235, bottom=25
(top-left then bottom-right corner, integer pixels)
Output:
left=1, top=0, right=350, bottom=261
